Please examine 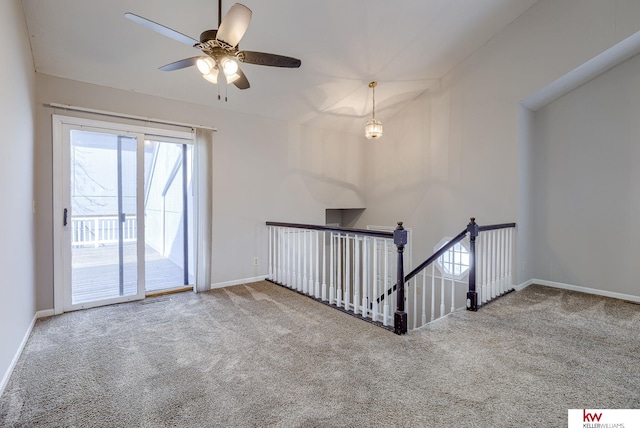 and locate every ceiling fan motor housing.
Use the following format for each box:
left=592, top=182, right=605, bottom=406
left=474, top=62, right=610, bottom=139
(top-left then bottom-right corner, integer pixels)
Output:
left=199, top=29, right=218, bottom=43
